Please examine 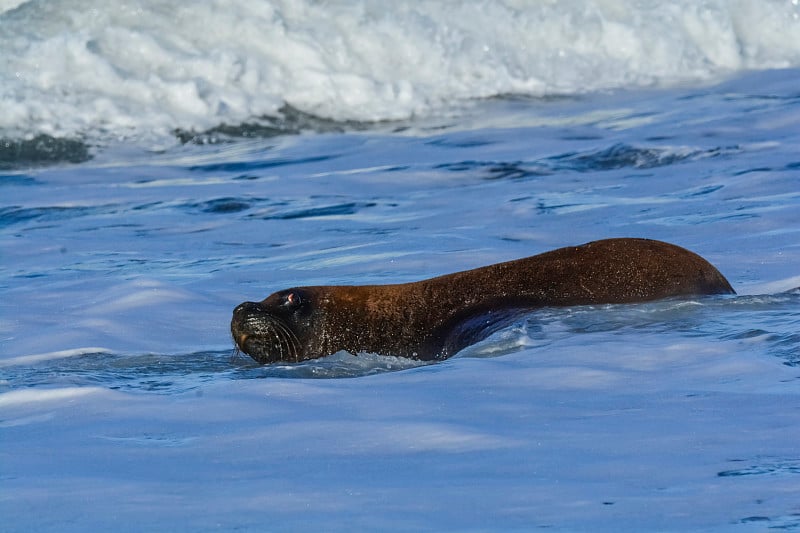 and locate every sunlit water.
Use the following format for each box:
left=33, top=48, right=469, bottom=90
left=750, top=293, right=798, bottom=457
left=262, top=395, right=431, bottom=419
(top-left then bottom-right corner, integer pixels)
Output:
left=2, top=2, right=800, bottom=530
